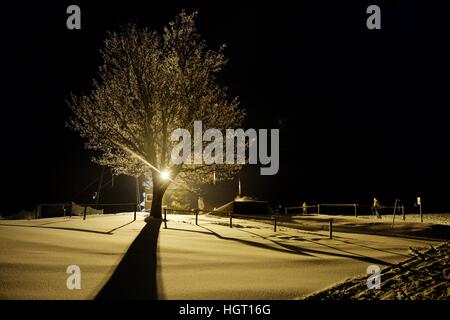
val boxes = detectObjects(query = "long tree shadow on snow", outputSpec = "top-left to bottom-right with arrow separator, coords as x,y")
96,218 -> 162,300
166,225 -> 314,256
192,224 -> 394,266
0,218 -> 137,235
237,228 -> 397,266
0,222 -> 112,235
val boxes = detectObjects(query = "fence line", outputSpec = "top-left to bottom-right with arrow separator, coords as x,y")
35,202 -> 139,221
162,207 -> 334,239
284,202 -> 417,220
285,203 -> 358,217
317,203 -> 358,217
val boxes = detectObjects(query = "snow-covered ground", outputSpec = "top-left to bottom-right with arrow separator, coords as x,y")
365,213 -> 450,226
0,213 -> 147,299
322,213 -> 450,227
304,242 -> 449,300
159,214 -> 443,299
0,213 -> 443,299
276,214 -> 450,240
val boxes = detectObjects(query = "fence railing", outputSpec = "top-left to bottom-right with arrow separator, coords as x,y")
276,215 -> 334,238
163,207 -> 202,228
317,203 -> 359,217
162,207 -> 334,239
35,202 -> 139,221
285,202 -> 412,220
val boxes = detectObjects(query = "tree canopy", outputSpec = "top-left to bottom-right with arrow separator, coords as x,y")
68,11 -> 245,218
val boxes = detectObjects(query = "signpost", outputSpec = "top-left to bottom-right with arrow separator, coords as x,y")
417,197 -> 423,223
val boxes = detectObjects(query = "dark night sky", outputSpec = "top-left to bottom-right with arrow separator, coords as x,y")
1,1 -> 450,213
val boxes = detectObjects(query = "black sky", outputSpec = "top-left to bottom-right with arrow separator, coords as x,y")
1,1 -> 450,213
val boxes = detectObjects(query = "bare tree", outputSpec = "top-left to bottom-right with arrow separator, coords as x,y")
68,11 -> 245,219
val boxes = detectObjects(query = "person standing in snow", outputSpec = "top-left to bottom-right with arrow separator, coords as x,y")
372,197 -> 382,219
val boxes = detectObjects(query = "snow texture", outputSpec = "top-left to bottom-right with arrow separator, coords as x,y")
304,242 -> 449,300
0,213 -> 444,299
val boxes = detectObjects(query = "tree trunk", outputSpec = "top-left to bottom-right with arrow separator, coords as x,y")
150,189 -> 164,219
149,177 -> 168,219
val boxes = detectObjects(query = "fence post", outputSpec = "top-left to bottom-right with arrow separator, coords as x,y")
402,205 -> 405,221
229,213 -> 232,228
419,204 -> 422,223
274,216 -> 277,232
354,204 -> 358,217
134,203 -> 137,221
392,200 -> 398,227
83,206 -> 87,220
195,209 -> 199,225
164,207 -> 167,229
329,219 -> 333,239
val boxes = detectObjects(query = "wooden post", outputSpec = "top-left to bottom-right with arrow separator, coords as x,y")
195,209 -> 199,225
164,207 -> 167,229
329,219 -> 333,239
392,199 -> 398,228
83,206 -> 87,220
95,167 -> 105,209
35,204 -> 41,220
354,204 -> 358,217
402,205 -> 405,221
229,213 -> 232,228
274,217 -> 277,232
419,204 -> 423,223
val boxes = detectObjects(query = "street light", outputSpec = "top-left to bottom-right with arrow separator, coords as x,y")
160,169 -> 170,181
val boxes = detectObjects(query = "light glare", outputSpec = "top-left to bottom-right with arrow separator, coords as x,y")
160,169 -> 170,181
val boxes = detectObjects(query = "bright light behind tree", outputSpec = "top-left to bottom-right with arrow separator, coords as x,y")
160,170 -> 170,181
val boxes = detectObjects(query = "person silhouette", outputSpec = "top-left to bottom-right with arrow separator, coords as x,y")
302,202 -> 308,215
372,197 -> 382,219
